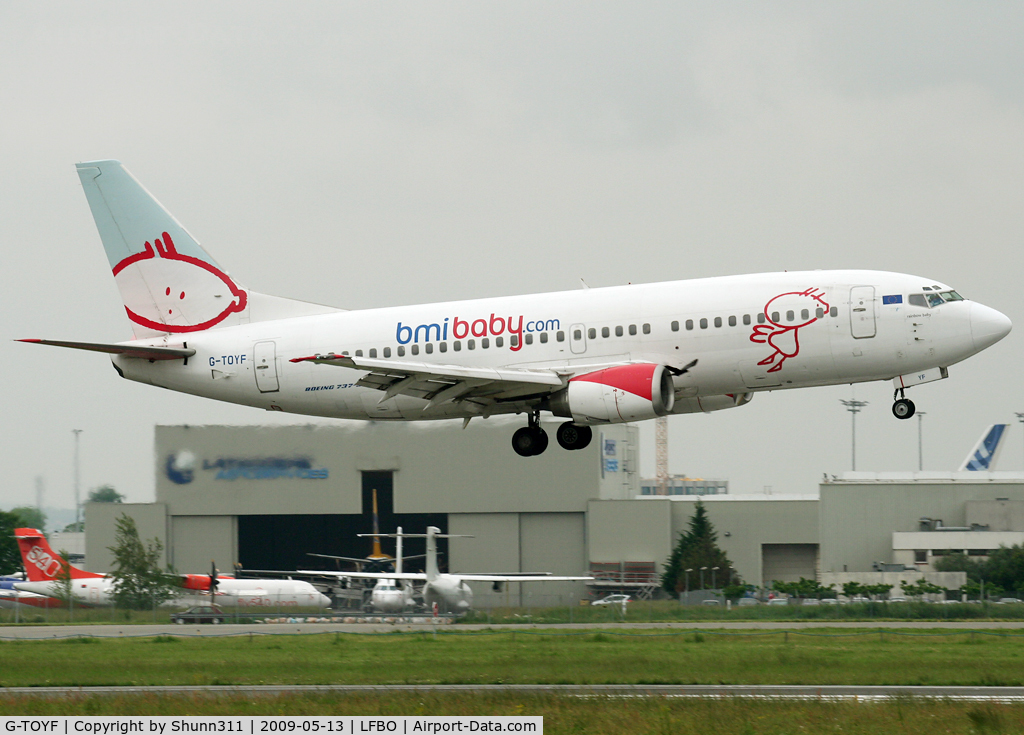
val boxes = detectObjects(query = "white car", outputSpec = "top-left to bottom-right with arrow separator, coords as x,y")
591,594 -> 631,606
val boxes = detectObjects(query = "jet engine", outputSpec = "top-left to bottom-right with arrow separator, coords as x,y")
548,363 -> 675,424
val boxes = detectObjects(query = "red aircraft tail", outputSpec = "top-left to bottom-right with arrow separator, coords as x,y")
14,528 -> 103,581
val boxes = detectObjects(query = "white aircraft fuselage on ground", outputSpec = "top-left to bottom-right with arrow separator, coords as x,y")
20,161 -> 1011,456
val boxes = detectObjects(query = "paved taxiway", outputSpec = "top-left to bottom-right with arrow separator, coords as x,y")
2,620 -> 1024,639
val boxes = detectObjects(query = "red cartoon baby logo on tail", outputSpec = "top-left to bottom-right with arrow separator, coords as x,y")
112,232 -> 247,333
749,288 -> 829,373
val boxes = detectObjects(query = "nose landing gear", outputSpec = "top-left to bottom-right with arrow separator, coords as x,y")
892,388 -> 916,420
512,411 -> 549,456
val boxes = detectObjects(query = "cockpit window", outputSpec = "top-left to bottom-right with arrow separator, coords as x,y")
909,290 -> 965,308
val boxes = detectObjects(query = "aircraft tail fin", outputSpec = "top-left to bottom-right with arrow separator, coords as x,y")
958,424 -> 1009,471
75,160 -> 340,339
14,528 -> 103,582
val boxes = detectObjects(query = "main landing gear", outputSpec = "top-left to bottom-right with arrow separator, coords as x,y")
512,413 -> 593,456
892,388 -> 916,420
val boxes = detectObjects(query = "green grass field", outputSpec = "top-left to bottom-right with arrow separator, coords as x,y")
1,628 -> 1024,687
4,628 -> 1024,731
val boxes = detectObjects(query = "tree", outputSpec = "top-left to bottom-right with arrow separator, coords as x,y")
107,514 -> 178,610
50,549 -> 75,611
661,499 -> 736,593
0,510 -> 23,575
87,485 -> 125,504
9,506 -> 46,532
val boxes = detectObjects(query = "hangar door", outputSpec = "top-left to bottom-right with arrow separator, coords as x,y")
762,544 -> 818,587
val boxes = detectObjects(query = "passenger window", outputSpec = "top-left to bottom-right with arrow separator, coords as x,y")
714,317 -> 722,328
816,308 -> 824,319
786,311 -> 794,322
601,326 -> 610,338
369,348 -> 377,358
511,335 -> 519,347
700,318 -> 708,329
728,316 -> 736,327
556,331 -> 565,342
525,334 -> 533,345
411,345 -> 419,355
830,306 -> 838,317
671,321 -> 679,332
383,347 -> 391,358
801,309 -> 809,320
771,311 -> 780,323
342,351 -> 350,356
615,326 -> 623,337
398,346 -> 406,357
742,314 -> 751,325
540,332 -> 548,343
588,328 -> 596,339
439,342 -> 447,353
629,324 -> 637,336
685,319 -> 694,330
909,294 -> 928,308
425,343 -> 433,354
356,350 -> 363,357
757,313 -> 766,324
495,337 -> 503,347
468,340 -> 475,350
454,342 -> 461,352
481,338 -> 489,348
642,323 -> 651,334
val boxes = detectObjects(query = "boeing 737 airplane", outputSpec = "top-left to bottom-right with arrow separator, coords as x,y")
13,528 -> 331,608
20,161 -> 1012,455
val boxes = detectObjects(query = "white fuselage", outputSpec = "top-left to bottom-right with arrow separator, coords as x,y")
369,579 -> 416,613
111,270 -> 1009,421
15,577 -> 331,609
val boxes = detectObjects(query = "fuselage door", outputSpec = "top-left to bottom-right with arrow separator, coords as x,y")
570,323 -> 587,354
254,341 -> 280,393
849,286 -> 876,339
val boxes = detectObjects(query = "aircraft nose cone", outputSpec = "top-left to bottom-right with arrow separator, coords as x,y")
971,303 -> 1012,352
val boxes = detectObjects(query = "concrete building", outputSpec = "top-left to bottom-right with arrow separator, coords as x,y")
84,424 -> 1024,606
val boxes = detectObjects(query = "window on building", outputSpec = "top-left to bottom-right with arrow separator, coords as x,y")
914,550 -> 927,564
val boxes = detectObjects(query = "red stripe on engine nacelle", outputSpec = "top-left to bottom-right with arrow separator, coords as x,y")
570,364 -> 658,401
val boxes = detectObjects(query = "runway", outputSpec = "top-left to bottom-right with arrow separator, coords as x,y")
2,684 -> 1024,702
1,620 -> 1024,639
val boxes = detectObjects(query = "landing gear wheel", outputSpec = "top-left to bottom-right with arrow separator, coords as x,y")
512,426 -> 549,456
556,422 -> 593,450
892,398 -> 915,420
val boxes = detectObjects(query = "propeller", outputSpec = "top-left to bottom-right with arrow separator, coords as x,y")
209,561 -> 219,594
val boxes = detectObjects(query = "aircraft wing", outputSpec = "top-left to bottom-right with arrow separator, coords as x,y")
454,574 -> 594,582
18,339 -> 195,361
297,569 -> 428,581
289,353 -> 566,407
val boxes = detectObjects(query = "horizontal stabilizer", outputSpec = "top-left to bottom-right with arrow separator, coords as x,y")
18,339 -> 195,361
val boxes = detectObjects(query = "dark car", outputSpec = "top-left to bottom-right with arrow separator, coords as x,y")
170,604 -> 227,624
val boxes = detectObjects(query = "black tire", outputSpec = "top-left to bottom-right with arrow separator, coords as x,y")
556,422 -> 592,450
512,426 -> 548,456
892,398 -> 915,420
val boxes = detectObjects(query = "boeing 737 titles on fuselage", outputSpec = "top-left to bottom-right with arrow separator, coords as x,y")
19,161 -> 1012,455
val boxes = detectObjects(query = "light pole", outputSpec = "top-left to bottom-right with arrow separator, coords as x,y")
699,566 -> 708,590
916,412 -> 927,471
72,429 -> 83,528
840,400 -> 869,470
711,566 -> 719,590
684,568 -> 692,603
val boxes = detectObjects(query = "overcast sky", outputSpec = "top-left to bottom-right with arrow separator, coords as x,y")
2,2 -> 1023,517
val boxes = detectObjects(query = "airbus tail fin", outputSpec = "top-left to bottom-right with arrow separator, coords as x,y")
75,160 -> 340,339
958,424 -> 1009,471
14,528 -> 103,582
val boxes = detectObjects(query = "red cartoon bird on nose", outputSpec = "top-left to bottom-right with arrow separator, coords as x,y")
749,288 -> 829,373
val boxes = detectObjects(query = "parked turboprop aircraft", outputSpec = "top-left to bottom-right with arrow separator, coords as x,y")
19,161 -> 1011,455
12,528 -> 331,608
0,574 -> 64,609
301,526 -> 592,613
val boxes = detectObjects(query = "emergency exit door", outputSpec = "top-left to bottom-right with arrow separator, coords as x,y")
849,286 -> 876,339
254,341 -> 280,392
